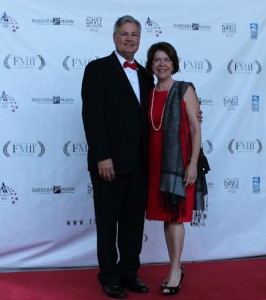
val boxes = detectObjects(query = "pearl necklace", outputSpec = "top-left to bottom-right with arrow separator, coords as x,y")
150,79 -> 173,131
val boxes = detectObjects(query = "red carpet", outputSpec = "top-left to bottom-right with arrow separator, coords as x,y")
1,259 -> 266,300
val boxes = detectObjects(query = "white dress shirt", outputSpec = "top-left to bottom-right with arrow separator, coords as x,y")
115,51 -> 140,102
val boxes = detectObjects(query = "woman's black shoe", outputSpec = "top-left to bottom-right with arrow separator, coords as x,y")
160,264 -> 185,290
162,285 -> 181,296
161,265 -> 184,295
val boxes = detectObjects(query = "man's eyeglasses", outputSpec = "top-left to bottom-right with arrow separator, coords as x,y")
118,31 -> 140,39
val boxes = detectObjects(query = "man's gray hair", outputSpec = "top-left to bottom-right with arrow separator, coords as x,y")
113,15 -> 141,35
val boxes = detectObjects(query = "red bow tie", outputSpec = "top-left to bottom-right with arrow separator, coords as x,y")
123,61 -> 138,70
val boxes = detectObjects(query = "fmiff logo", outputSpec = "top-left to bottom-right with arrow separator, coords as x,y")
202,140 -> 213,154
143,233 -> 148,242
228,139 -> 262,153
63,141 -> 88,156
227,60 -> 261,74
4,54 -> 45,70
63,56 -> 97,71
179,59 -> 212,73
3,141 -> 45,157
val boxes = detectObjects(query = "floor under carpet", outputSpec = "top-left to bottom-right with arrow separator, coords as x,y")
1,258 -> 266,300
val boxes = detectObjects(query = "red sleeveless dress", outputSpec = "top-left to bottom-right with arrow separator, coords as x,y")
146,90 -> 194,222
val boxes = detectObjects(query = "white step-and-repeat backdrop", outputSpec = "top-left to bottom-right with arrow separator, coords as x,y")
1,0 -> 265,269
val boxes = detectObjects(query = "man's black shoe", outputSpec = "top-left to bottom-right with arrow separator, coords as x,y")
121,278 -> 149,293
103,284 -> 127,298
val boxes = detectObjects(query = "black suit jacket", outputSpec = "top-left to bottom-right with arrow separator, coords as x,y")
82,52 -> 154,174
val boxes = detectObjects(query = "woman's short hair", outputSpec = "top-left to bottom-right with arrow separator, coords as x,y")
146,42 -> 179,76
113,15 -> 141,35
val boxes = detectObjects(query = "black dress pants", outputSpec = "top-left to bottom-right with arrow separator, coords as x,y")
90,161 -> 147,286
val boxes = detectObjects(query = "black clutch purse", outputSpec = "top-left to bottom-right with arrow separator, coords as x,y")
197,148 -> 210,175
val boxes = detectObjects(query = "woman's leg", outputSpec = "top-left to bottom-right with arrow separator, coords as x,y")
163,222 -> 185,287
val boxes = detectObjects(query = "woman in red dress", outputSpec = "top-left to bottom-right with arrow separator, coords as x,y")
146,42 -> 201,296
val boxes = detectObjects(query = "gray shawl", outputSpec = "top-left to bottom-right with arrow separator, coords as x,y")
160,81 -> 208,226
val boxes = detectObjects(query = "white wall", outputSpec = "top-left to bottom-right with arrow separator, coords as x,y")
0,0 -> 265,268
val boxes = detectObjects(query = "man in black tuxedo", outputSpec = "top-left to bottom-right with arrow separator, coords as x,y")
82,15 -> 154,298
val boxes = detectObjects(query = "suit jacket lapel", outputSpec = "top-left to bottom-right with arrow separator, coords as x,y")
136,65 -> 147,106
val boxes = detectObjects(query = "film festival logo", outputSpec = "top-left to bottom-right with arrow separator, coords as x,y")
32,17 -> 74,26
0,12 -> 19,32
250,23 -> 258,39
4,54 -> 45,70
0,91 -> 18,113
3,141 -> 45,157
32,96 -> 74,105
145,17 -> 162,37
207,181 -> 214,190
179,58 -> 212,73
86,17 -> 102,32
223,96 -> 239,111
0,182 -> 19,204
253,176 -> 260,194
87,183 -> 93,195
228,139 -> 262,154
143,233 -> 148,243
63,56 -> 97,71
173,22 -> 211,31
222,23 -> 236,37
32,186 -> 75,194
252,95 -> 259,112
63,141 -> 88,157
224,178 -> 239,194
202,140 -> 213,155
227,60 -> 261,74
199,97 -> 213,106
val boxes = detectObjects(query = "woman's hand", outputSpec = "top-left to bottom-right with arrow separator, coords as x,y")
184,162 -> 197,187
